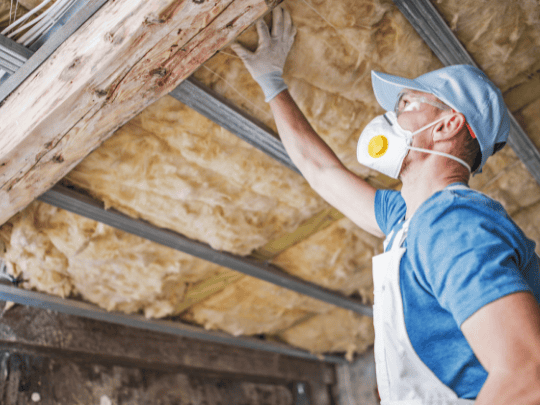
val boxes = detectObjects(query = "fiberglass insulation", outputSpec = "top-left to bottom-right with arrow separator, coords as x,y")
3,0 -> 540,358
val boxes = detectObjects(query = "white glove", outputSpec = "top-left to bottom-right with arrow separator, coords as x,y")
231,7 -> 296,102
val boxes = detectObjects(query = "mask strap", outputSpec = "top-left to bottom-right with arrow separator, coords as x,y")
408,114 -> 472,173
410,115 -> 447,136
407,146 -> 472,173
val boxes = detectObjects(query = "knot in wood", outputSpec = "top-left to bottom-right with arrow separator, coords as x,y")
193,0 -> 205,4
145,14 -> 166,25
150,67 -> 168,78
52,154 -> 64,163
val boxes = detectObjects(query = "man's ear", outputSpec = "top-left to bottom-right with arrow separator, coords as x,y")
433,112 -> 466,142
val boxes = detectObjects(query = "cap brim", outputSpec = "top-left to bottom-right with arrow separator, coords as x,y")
371,71 -> 432,112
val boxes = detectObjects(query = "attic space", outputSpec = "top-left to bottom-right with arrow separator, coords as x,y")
0,0 -> 540,402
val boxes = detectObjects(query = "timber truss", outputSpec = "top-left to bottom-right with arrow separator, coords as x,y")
0,0 -> 538,364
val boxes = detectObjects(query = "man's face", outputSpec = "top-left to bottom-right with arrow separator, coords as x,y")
396,90 -> 452,177
395,90 -> 449,132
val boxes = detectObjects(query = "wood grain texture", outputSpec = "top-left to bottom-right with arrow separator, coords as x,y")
0,0 -> 280,225
0,350 -> 297,405
0,305 -> 335,387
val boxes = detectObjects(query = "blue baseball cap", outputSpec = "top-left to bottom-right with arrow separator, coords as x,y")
371,65 -> 510,173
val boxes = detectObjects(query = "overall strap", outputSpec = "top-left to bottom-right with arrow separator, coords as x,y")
395,218 -> 411,249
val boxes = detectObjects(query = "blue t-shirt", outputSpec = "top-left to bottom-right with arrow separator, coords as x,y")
374,184 -> 540,399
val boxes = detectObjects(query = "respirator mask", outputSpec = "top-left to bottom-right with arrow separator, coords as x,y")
357,109 -> 472,179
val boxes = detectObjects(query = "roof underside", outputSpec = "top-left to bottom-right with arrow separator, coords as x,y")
1,0 -> 540,361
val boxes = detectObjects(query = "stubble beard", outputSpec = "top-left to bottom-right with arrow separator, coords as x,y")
398,150 -> 412,180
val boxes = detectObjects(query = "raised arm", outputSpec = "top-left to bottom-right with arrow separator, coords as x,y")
232,7 -> 383,237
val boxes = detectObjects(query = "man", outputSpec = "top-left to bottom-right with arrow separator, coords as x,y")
232,7 -> 540,404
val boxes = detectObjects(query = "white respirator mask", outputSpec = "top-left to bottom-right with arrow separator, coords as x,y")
357,110 -> 471,179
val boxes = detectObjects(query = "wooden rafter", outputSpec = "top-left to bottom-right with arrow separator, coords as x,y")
0,0 -> 282,226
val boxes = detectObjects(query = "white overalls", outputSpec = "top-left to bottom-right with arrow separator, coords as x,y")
372,185 -> 475,404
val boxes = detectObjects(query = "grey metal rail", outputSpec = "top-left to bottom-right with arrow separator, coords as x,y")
392,0 -> 540,184
38,185 -> 373,318
170,77 -> 299,174
0,284 -> 347,364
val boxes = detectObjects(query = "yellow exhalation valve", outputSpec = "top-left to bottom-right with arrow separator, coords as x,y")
368,135 -> 388,158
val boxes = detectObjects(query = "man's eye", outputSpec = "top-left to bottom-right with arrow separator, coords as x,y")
399,99 -> 409,112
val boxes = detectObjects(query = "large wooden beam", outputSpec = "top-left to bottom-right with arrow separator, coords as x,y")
0,305 -> 335,405
0,0 -> 281,225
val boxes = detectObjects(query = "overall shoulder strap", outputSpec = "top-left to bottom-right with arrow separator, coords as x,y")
395,217 -> 412,249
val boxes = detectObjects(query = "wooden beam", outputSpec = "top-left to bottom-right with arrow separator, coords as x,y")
0,0 -> 281,226
0,305 -> 336,388
334,348 -> 378,405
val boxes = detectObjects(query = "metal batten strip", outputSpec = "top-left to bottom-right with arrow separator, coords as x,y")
0,34 -> 33,61
0,0 -> 108,104
392,0 -> 540,184
170,77 -> 300,174
38,185 -> 373,318
0,284 -> 347,364
0,57 -> 19,75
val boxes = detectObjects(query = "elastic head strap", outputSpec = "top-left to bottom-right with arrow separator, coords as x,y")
407,146 -> 472,173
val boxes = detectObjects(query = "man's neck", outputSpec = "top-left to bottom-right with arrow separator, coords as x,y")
401,162 -> 469,219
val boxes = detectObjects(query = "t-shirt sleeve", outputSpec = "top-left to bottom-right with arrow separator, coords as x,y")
374,189 -> 407,236
409,197 -> 532,326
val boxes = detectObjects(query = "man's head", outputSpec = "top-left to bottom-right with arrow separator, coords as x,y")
370,65 -> 510,173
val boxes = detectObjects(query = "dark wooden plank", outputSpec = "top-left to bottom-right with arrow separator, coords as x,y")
333,348 -> 379,405
0,305 -> 335,388
0,350 -> 297,405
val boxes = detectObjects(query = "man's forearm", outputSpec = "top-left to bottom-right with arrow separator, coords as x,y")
269,90 -> 343,182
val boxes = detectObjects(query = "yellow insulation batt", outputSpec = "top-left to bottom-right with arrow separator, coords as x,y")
272,217 -> 381,305
193,0 -> 441,188
1,202 -> 225,318
66,97 -> 326,256
433,0 -> 540,93
182,276 -> 335,336
0,1 -> 28,28
1,0 -> 539,359
277,307 -> 374,361
182,274 -> 374,360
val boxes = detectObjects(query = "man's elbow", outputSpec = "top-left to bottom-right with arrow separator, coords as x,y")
480,363 -> 540,405
301,162 -> 335,195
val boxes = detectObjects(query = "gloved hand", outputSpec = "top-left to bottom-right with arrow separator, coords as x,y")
231,7 -> 296,102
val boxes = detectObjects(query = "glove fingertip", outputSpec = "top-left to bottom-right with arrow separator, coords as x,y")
230,43 -> 250,58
